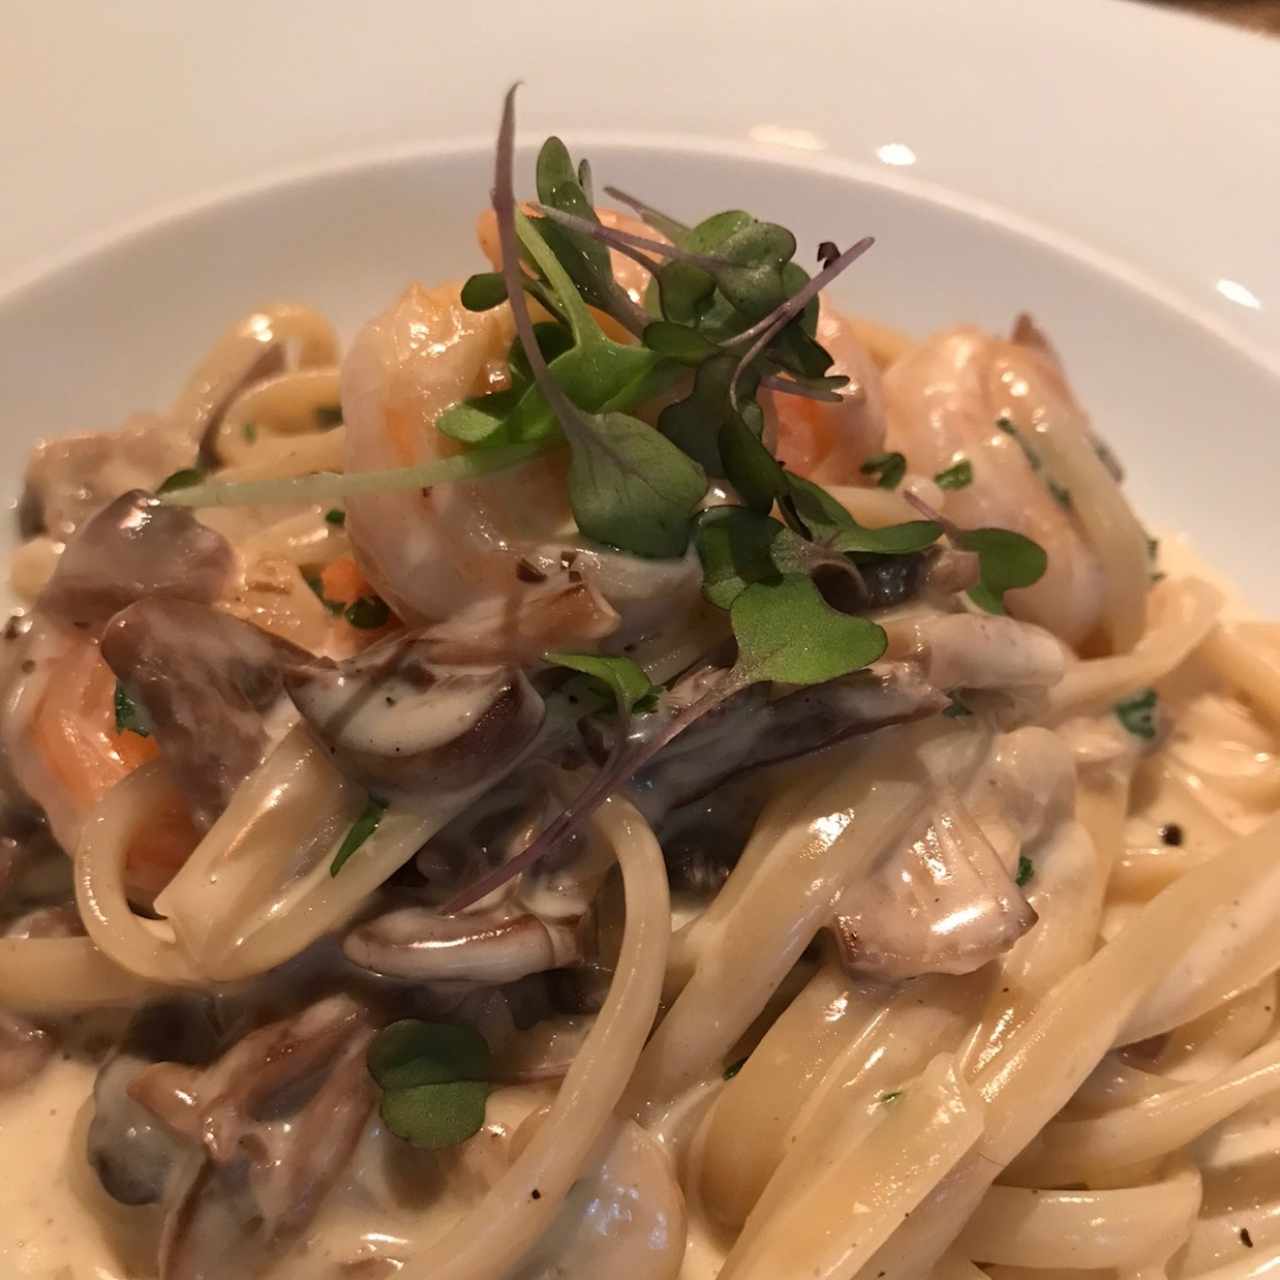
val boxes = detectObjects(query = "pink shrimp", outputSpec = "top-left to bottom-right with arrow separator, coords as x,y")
769,300 -> 888,483
882,325 -> 1110,649
4,623 -> 197,895
340,281 -> 619,653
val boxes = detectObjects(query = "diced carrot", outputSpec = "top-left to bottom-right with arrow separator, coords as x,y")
125,791 -> 200,898
320,554 -> 375,607
34,641 -> 152,814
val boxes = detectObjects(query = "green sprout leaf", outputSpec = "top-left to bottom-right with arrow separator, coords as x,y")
565,410 -> 706,557
860,452 -> 907,490
330,796 -> 388,875
782,474 -> 940,557
532,137 -> 619,314
730,574 -> 887,686
544,651 -> 661,714
369,1020 -> 490,1091
510,211 -> 705,556
782,473 -> 856,540
460,271 -> 510,311
656,212 -> 800,335
380,1082 -> 489,1150
506,323 -> 576,387
1114,688 -> 1159,741
113,683 -> 150,738
955,528 -> 1049,615
694,506 -> 805,608
657,354 -> 756,474
443,196 -> 678,450
642,320 -> 721,366
830,522 -> 942,557
934,459 -> 972,490
718,415 -> 787,514
368,1020 -> 490,1151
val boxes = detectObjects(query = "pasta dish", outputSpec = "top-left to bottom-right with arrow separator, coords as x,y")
3,89 -> 1279,1280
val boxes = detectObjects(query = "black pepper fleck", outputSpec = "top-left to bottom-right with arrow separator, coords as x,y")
20,659 -> 35,674
1160,823 -> 1184,847
531,1188 -> 541,1200
1242,1228 -> 1254,1248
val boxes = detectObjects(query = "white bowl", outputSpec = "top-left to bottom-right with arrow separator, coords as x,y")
2,138 -> 1277,609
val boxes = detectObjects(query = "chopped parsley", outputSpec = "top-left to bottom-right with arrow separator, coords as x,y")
344,595 -> 392,629
1115,688 -> 1159,741
934,459 -> 972,490
331,797 -> 389,875
113,682 -> 150,738
1016,855 -> 1034,887
241,422 -> 258,444
860,451 -> 907,490
156,467 -> 205,495
324,508 -> 347,527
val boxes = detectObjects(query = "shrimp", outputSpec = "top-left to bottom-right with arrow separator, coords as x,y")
769,300 -> 888,483
883,324 -> 1135,650
343,284 -> 593,624
1,621 -> 197,895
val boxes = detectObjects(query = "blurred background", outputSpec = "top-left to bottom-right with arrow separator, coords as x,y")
1157,1 -> 1280,31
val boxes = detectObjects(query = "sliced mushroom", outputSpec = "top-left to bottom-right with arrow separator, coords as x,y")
285,634 -> 546,809
966,726 -> 1075,865
132,993 -> 370,1164
411,576 -> 619,666
831,789 -> 1037,980
154,1001 -> 376,1280
101,599 -> 310,830
884,612 -> 1066,692
523,543 -> 705,649
658,776 -> 769,897
239,1028 -> 376,1238
22,414 -> 201,542
344,906 -> 585,984
510,1115 -> 687,1280
922,548 -> 981,600
627,661 -> 948,822
39,490 -> 234,632
87,999 -> 220,1206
